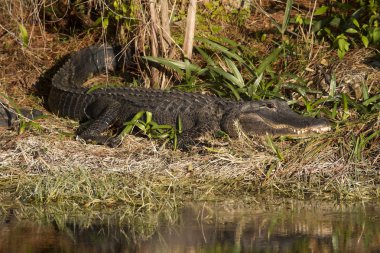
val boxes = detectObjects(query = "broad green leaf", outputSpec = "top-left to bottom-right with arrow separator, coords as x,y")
281,0 -> 293,34
18,23 -> 28,47
314,5 -> 328,16
194,46 -> 216,66
217,36 -> 239,48
143,56 -> 202,74
196,37 -> 245,63
362,83 -> 369,101
265,136 -> 283,161
247,72 -> 263,98
151,124 -> 174,130
256,47 -> 282,75
145,111 -> 152,124
224,57 -> 245,88
329,73 -> 336,97
185,59 -> 191,81
177,115 -> 182,134
361,35 -> 369,47
337,38 -> 349,51
363,94 -> 380,106
345,28 -> 358,33
352,18 -> 360,28
102,18 -> 109,29
210,66 -> 243,88
329,17 -> 341,28
225,82 -> 241,100
134,121 -> 146,131
373,27 -> 380,43
295,14 -> 303,25
312,20 -> 323,32
337,49 -> 345,59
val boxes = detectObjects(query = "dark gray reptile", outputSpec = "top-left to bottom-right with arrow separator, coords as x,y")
0,100 -> 42,129
48,45 -> 331,147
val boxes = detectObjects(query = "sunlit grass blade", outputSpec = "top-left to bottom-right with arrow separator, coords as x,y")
255,47 -> 282,75
196,37 -> 245,63
361,83 -> 369,101
329,73 -> 337,97
18,23 -> 29,47
247,72 -> 263,98
209,66 -> 244,88
341,94 -> 350,120
177,115 -> 182,134
217,36 -> 240,48
143,56 -> 202,74
225,82 -> 241,100
265,135 -> 283,161
281,0 -> 294,35
224,57 -> 245,88
195,46 -> 216,66
120,111 -> 146,135
363,93 -> 380,106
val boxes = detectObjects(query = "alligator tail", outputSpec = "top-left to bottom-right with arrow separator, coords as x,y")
52,45 -> 120,89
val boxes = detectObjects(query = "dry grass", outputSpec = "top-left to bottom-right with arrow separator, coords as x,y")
1,115 -> 378,209
0,0 -> 379,214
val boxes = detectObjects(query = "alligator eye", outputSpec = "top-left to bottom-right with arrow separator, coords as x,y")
265,103 -> 276,109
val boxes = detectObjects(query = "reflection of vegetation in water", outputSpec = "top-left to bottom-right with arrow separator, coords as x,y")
0,201 -> 179,252
1,201 -> 380,252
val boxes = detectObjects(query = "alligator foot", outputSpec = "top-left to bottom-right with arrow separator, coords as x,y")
0,101 -> 43,128
76,134 -> 123,147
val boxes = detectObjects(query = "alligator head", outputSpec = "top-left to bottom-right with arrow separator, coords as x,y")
237,100 -> 331,136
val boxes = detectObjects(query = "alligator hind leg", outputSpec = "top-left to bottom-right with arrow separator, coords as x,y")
77,98 -> 122,147
177,119 -> 220,150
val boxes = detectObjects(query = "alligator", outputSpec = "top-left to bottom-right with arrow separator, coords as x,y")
0,100 -> 42,129
48,45 -> 331,147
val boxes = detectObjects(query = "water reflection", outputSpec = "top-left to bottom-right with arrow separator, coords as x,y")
1,201 -> 380,252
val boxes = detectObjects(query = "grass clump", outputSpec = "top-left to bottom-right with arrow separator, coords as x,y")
0,0 -> 379,214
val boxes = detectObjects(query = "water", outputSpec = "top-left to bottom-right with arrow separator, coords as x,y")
1,201 -> 380,253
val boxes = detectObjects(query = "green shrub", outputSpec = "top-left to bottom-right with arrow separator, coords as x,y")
312,0 -> 379,58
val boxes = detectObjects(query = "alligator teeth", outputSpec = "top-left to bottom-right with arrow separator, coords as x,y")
311,126 -> 331,133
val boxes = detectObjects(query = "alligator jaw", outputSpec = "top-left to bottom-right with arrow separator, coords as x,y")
237,100 -> 332,137
291,125 -> 331,135
259,117 -> 332,135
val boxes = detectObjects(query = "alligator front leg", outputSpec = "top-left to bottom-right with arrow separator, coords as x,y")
176,120 -> 219,150
77,98 -> 122,147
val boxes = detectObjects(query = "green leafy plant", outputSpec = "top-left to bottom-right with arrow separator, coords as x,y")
90,0 -> 139,42
18,23 -> 29,47
119,111 -> 182,149
312,0 -> 379,58
144,37 -> 284,101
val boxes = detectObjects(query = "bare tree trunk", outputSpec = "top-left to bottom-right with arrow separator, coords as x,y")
183,0 -> 197,59
148,1 -> 160,88
160,0 -> 172,52
136,0 -> 174,88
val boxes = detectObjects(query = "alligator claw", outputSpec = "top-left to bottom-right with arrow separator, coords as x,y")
105,136 -> 123,147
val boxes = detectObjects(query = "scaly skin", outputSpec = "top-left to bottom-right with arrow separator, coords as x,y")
0,101 -> 42,128
48,45 -> 331,147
